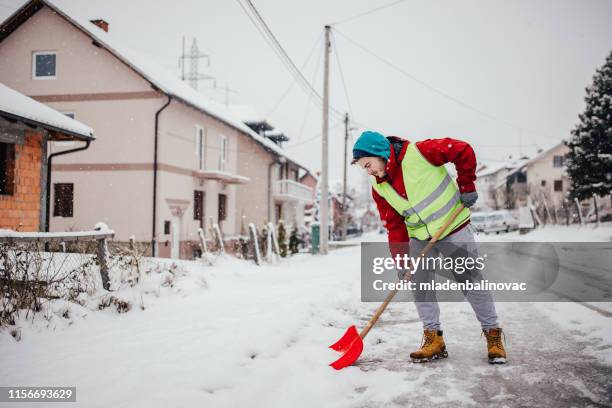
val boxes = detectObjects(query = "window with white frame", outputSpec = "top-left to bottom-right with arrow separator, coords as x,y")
32,51 -> 57,79
195,125 -> 205,170
553,155 -> 565,168
219,135 -> 228,171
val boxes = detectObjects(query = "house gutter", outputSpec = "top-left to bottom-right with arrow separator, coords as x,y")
45,140 -> 91,232
151,95 -> 172,256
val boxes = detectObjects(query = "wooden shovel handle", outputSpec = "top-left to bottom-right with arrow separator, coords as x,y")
359,204 -> 466,340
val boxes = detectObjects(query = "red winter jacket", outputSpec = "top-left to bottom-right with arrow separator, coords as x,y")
372,136 -> 477,254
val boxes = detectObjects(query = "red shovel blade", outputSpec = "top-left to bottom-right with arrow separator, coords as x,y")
329,325 -> 359,351
329,325 -> 364,370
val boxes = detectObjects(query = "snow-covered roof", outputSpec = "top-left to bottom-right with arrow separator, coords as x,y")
523,141 -> 566,166
0,0 -> 313,174
0,82 -> 94,140
476,155 -> 532,178
493,159 -> 530,189
226,104 -> 268,124
476,162 -> 515,177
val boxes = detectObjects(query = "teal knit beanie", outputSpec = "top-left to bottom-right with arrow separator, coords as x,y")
352,131 -> 390,163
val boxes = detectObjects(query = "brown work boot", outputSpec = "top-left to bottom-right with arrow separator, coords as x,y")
410,329 -> 448,363
483,328 -> 507,364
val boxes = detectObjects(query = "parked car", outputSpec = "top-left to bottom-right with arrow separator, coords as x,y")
483,210 -> 519,233
471,212 -> 489,232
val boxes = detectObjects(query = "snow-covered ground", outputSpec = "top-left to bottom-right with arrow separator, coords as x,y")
1,224 -> 611,407
475,222 -> 612,242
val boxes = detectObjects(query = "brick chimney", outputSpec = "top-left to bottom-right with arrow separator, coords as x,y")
90,19 -> 109,32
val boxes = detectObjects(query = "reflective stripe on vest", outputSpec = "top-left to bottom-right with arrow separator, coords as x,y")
402,174 -> 453,218
371,143 -> 470,240
404,190 -> 460,227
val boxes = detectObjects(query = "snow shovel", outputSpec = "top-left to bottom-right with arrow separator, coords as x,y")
329,204 -> 466,370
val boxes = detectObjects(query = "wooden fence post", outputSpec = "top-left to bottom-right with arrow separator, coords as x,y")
248,223 -> 261,265
574,198 -> 584,224
198,227 -> 209,256
96,237 -> 111,291
213,224 -> 225,255
593,194 -> 600,224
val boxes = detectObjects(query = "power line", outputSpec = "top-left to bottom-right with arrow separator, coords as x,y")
236,1 -> 376,138
330,0 -> 409,26
295,35 -> 326,144
333,28 -> 561,142
239,1 -> 329,109
285,120 -> 345,149
236,0 -> 348,121
331,29 -> 354,121
266,30 -> 324,118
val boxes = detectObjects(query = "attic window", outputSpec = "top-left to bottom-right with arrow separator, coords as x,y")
32,51 -> 56,79
553,155 -> 565,168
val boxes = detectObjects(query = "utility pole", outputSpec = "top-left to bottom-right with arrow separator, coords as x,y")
320,25 -> 331,254
341,112 -> 349,241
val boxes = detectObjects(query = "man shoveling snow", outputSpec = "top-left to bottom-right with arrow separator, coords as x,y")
352,130 -> 507,364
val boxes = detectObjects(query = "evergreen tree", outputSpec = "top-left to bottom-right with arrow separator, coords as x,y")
566,50 -> 612,201
277,220 -> 288,258
289,224 -> 300,254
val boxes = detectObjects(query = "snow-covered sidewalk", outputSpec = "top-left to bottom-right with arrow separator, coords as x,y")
1,227 -> 611,407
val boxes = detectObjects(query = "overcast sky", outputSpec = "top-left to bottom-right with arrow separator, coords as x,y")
1,0 -> 611,190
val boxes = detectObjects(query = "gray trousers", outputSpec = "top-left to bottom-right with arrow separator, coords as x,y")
410,225 -> 499,331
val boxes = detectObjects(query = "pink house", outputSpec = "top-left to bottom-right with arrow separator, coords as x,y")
0,0 -> 314,258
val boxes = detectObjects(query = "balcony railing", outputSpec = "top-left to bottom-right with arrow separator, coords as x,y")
272,179 -> 313,202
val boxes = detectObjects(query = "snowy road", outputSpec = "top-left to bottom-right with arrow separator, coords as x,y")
1,233 -> 611,407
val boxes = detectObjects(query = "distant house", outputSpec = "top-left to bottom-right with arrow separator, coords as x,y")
523,142 -> 570,207
488,142 -> 572,211
475,159 -> 527,210
0,82 -> 94,232
493,165 -> 528,210
230,104 -> 315,229
0,0 -> 313,259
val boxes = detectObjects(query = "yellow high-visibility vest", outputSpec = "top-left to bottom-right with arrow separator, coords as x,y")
372,143 -> 471,240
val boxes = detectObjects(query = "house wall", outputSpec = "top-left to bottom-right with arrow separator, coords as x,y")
0,4 -> 246,256
526,144 -> 570,207
0,5 -> 162,240
45,97 -> 163,239
475,168 -> 512,210
235,135 -> 275,228
0,7 -> 152,95
0,3 -> 314,255
300,174 -> 318,197
155,100 -> 241,248
0,131 -> 43,231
